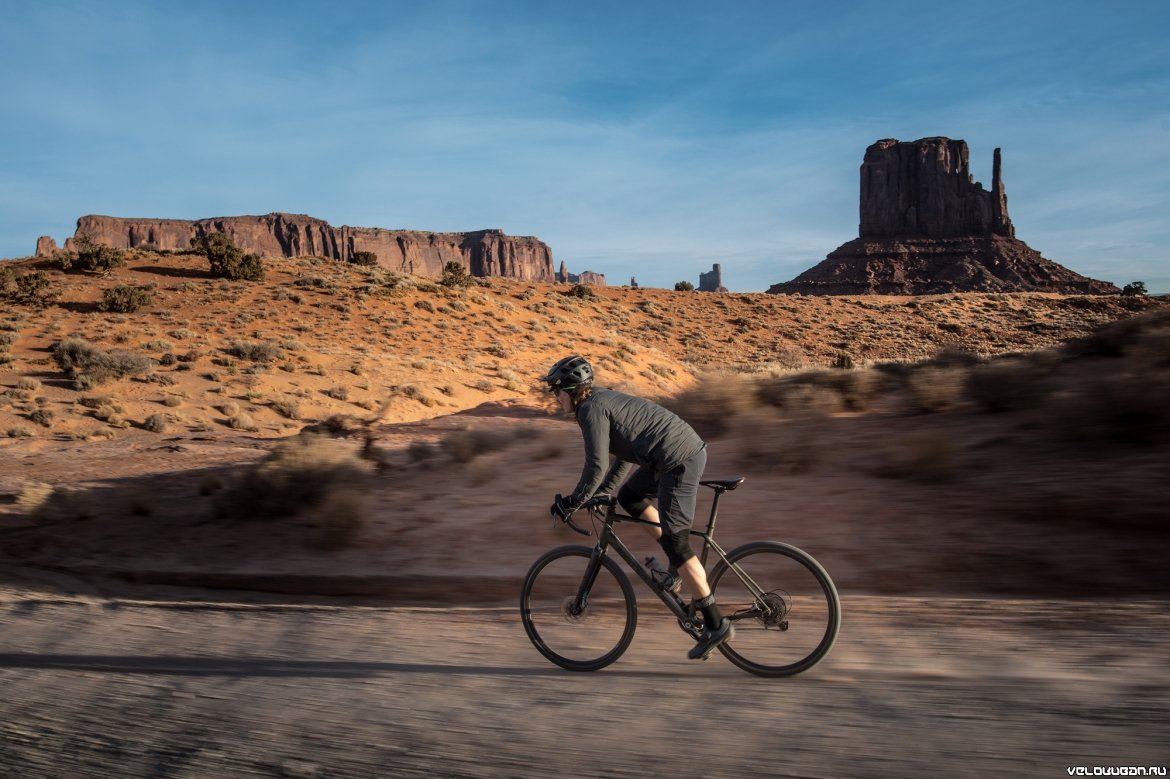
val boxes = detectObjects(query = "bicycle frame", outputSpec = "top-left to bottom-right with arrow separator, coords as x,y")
571,487 -> 776,638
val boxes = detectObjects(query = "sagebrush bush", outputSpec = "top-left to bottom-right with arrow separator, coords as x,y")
143,413 -> 170,433
350,250 -> 378,267
52,338 -> 153,385
101,284 -> 153,313
215,433 -> 373,546
440,428 -> 515,463
904,366 -> 967,413
226,340 -> 282,362
663,372 -> 757,439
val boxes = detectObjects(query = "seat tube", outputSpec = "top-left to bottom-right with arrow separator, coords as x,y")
697,489 -> 724,568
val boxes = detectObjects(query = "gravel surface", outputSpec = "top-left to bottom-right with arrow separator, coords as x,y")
2,585 -> 1167,778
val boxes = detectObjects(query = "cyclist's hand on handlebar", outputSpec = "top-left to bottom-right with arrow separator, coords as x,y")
583,494 -> 616,511
549,494 -> 578,521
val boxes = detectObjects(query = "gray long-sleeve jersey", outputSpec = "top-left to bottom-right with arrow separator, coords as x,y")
566,388 -> 705,507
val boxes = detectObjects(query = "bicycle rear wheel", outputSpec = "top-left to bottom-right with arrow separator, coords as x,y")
709,541 -> 840,677
520,545 -> 637,672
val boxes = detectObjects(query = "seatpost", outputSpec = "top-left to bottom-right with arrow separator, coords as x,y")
706,487 -> 725,535
696,487 -> 725,570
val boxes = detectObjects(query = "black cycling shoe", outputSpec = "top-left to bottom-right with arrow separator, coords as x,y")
687,617 -> 734,661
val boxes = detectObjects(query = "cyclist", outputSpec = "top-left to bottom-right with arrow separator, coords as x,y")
544,354 -> 734,660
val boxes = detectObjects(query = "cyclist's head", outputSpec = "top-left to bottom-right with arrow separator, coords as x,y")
543,355 -> 593,396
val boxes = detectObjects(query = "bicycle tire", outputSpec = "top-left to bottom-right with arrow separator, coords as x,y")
708,541 -> 840,677
520,545 -> 638,672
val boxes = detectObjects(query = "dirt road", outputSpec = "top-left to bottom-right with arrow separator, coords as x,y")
1,583 -> 1167,779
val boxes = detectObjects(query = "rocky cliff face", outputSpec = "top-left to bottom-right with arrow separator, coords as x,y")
48,213 -> 555,282
770,138 -> 1118,295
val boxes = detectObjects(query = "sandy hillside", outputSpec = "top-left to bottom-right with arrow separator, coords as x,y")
1,250 -> 1168,598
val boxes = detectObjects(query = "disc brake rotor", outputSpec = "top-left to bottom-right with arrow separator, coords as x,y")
561,596 -> 588,623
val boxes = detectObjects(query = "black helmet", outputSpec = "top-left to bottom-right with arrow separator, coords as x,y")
544,355 -> 593,392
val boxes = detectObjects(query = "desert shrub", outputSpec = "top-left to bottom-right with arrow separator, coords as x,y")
52,338 -> 101,373
27,408 -> 54,427
9,272 -> 59,307
663,372 -> 758,439
226,340 -> 282,362
1067,308 -> 1170,360
101,284 -> 153,313
350,250 -> 378,267
1121,281 -> 1147,297
271,398 -> 301,420
440,261 -> 475,288
756,369 -> 882,414
674,281 -> 695,292
142,413 -> 170,433
832,353 -> 855,370
59,235 -> 126,273
228,413 -> 258,431
967,358 -> 1054,412
415,299 -> 435,313
192,233 -> 264,281
904,366 -> 968,413
7,426 -> 34,438
0,265 -> 14,292
52,338 -> 153,385
16,377 -> 41,392
564,283 -> 596,299
216,433 -> 373,547
440,428 -> 515,463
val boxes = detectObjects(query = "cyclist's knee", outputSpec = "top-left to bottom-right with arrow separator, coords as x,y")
658,531 -> 694,569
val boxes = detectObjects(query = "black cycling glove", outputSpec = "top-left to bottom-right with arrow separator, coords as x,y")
549,494 -> 577,520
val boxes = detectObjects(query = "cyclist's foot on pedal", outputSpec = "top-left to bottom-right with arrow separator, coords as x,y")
687,618 -> 734,660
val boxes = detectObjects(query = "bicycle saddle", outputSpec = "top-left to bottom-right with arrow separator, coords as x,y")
700,477 -> 745,491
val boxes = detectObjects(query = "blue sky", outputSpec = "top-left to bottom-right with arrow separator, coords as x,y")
2,0 -> 1167,292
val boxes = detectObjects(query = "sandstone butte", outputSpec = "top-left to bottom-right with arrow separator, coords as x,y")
769,137 -> 1120,296
35,213 -> 558,282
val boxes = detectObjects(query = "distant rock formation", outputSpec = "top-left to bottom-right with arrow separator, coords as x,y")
769,138 -> 1118,295
555,260 -> 606,286
35,236 -> 58,256
698,263 -> 728,292
42,213 -> 556,282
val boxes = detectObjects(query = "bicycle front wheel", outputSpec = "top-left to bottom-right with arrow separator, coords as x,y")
709,541 -> 840,677
520,545 -> 637,672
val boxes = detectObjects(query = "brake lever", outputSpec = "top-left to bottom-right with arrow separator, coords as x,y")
564,515 -> 592,536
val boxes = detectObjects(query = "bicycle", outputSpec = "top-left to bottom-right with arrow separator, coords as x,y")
520,476 -> 841,677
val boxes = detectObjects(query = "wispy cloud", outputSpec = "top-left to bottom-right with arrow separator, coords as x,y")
2,0 -> 1167,292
